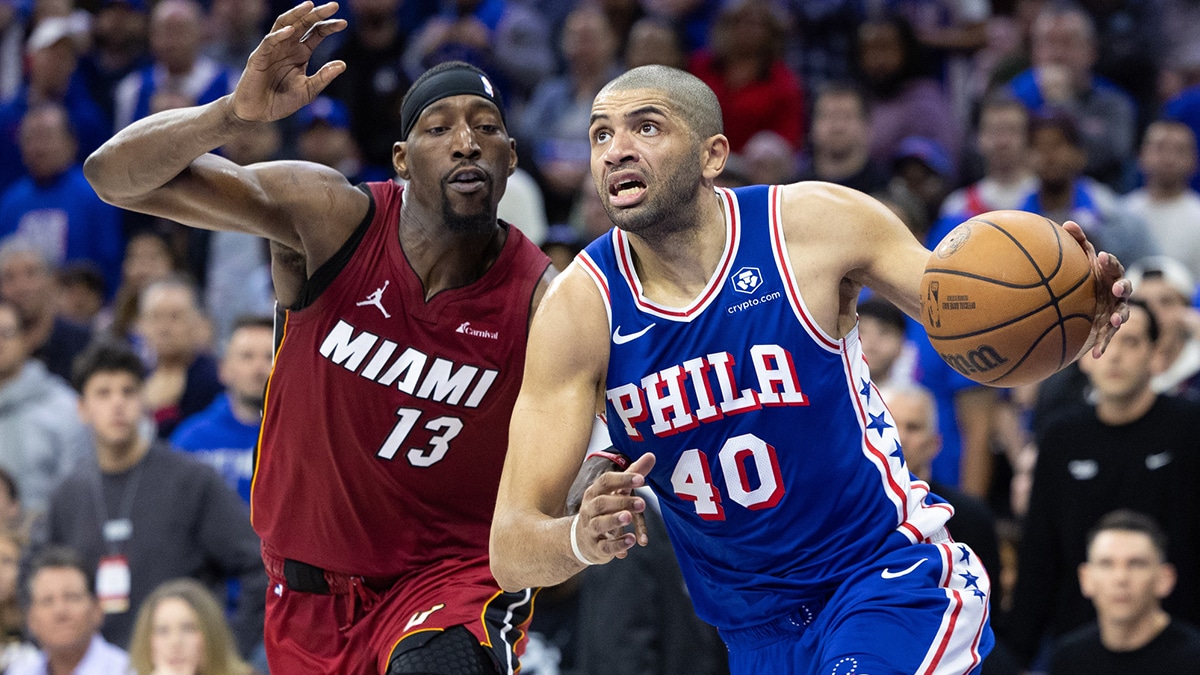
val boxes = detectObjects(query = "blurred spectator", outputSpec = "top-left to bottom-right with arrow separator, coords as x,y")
740,130 -> 798,186
202,0 -> 267,70
1006,300 -> 1200,667
0,103 -> 124,293
0,13 -> 109,194
56,262 -> 107,328
78,0 -> 150,128
856,295 -> 915,388
45,340 -> 266,654
0,299 -> 87,519
402,0 -> 505,94
104,229 -> 182,349
294,96 -> 384,184
1122,121 -> 1200,280
1126,256 -> 1200,402
0,528 -> 32,669
7,546 -> 130,675
128,578 -> 255,675
796,81 -> 890,195
689,0 -> 804,153
1006,3 -> 1136,189
0,0 -> 24,101
889,135 -> 955,231
1049,509 -> 1200,673
170,315 -> 273,504
0,239 -> 93,383
324,0 -> 412,174
496,167 -> 549,246
788,0 -> 862,99
136,276 -> 221,439
884,0 -> 991,126
1019,109 -> 1155,265
489,0 -> 555,104
517,4 -> 622,223
640,0 -> 720,52
568,171 -> 614,244
1083,0 -> 1165,135
0,468 -> 23,533
623,15 -> 685,70
113,0 -> 237,130
540,224 -> 584,273
940,94 -> 1035,220
856,14 -> 961,181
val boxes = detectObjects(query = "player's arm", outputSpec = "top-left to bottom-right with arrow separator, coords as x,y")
491,265 -> 650,592
84,2 -> 361,263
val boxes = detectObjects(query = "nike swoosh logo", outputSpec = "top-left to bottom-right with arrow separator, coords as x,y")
613,323 -> 656,345
881,557 -> 928,580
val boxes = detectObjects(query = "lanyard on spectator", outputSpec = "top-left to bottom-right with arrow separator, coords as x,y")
92,461 -> 145,556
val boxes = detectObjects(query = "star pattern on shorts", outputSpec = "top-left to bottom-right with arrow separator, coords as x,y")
960,570 -> 980,590
866,411 -> 892,435
860,378 -> 872,400
959,545 -> 971,563
891,440 -> 905,466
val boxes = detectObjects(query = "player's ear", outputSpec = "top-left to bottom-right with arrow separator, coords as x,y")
394,141 -> 411,180
701,134 -> 730,182
508,137 -> 518,177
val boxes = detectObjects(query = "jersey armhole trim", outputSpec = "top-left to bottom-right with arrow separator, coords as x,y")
576,251 -> 613,331
288,182 -> 377,311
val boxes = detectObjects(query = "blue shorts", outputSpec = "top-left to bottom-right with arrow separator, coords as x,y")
721,538 -> 993,674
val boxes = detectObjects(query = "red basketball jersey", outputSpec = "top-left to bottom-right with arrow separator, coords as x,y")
253,181 -> 550,577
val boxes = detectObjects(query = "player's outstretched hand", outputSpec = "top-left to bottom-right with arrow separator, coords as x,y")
231,1 -> 347,123
1062,220 -> 1131,358
573,453 -> 655,564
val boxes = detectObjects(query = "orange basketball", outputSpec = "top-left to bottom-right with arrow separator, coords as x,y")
919,210 -> 1099,388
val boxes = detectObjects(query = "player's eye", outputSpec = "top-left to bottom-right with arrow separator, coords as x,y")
640,122 -> 659,136
593,129 -> 611,144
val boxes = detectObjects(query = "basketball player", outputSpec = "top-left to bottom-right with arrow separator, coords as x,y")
490,65 -> 1130,673
84,3 -> 552,673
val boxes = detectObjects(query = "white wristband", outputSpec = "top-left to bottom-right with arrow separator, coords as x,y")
570,514 -> 597,566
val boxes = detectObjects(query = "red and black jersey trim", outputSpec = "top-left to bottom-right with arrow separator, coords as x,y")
287,182 -> 378,312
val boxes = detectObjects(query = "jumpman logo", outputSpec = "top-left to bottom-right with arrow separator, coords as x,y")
356,280 -> 391,318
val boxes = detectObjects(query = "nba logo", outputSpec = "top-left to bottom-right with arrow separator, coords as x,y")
480,75 -> 495,97
730,267 -> 762,294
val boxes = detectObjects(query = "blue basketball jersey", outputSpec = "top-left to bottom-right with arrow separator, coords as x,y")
579,185 -> 954,631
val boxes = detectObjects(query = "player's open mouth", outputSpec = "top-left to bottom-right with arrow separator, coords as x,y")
447,168 -> 487,193
608,173 -> 647,207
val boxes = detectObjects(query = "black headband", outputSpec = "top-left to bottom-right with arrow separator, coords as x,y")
400,66 -> 505,141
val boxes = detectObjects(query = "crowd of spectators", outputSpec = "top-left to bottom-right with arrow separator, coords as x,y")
2,0 -> 1200,672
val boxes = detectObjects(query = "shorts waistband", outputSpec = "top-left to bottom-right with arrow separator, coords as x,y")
718,599 -> 827,649
262,548 -> 399,595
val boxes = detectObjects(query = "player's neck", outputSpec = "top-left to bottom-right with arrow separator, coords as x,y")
626,189 -> 727,303
1098,607 -> 1169,652
399,202 -> 506,299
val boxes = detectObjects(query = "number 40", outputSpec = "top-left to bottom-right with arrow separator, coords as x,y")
670,433 -> 785,520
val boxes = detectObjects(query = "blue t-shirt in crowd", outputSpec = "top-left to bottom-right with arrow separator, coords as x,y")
170,394 -> 258,504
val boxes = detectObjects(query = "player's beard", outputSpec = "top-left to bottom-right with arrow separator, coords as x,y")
601,149 -> 705,239
440,175 -> 497,234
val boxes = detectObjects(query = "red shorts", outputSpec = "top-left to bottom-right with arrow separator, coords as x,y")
262,547 -> 535,674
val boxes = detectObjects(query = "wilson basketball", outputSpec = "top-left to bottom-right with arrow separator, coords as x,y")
919,210 -> 1099,388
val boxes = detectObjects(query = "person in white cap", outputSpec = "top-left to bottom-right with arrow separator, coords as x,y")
1128,255 -> 1200,400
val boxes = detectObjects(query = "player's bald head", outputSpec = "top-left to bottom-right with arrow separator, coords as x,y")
597,65 -> 723,142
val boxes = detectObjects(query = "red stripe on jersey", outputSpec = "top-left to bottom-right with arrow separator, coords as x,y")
922,589 -> 964,675
577,252 -> 612,311
769,185 -> 840,351
841,346 -> 908,516
613,188 -> 739,319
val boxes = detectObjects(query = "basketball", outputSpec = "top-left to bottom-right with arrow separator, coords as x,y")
919,210 -> 1099,388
